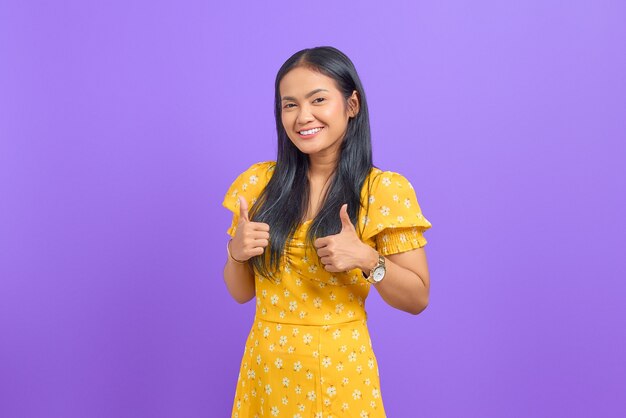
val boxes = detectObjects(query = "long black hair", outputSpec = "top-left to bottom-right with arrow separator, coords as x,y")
249,46 -> 375,279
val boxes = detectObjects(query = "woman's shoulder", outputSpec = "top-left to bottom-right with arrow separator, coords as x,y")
222,160 -> 276,213
358,166 -> 431,240
363,166 -> 416,196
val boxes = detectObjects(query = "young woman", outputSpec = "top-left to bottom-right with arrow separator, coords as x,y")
222,46 -> 432,418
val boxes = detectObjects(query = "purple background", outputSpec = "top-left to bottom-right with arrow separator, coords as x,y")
1,1 -> 625,417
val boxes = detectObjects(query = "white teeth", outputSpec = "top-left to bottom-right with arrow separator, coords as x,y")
299,127 -> 322,135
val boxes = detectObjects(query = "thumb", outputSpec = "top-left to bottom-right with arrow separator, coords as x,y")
339,203 -> 355,232
238,195 -> 250,222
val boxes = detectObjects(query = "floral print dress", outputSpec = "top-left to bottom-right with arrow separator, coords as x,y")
222,161 -> 432,418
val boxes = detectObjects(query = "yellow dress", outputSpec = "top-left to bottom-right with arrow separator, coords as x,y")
222,161 -> 432,418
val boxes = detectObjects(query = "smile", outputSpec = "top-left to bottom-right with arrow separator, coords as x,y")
297,127 -> 323,138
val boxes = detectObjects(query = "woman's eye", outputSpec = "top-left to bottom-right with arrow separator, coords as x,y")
284,103 -> 295,109
313,97 -> 325,103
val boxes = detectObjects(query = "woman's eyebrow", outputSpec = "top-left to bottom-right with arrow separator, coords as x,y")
281,88 -> 329,101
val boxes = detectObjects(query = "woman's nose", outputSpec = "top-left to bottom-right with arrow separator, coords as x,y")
296,105 -> 315,124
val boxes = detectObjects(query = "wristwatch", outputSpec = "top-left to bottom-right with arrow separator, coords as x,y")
362,253 -> 386,284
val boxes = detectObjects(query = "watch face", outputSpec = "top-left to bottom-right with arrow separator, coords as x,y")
372,266 -> 386,282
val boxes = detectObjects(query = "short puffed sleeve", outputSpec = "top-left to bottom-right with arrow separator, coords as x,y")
360,170 -> 432,255
221,161 -> 276,237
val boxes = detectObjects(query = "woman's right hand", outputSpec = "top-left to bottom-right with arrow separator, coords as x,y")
229,195 -> 270,261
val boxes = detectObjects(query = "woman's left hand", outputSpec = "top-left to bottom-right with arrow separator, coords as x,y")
314,204 -> 376,272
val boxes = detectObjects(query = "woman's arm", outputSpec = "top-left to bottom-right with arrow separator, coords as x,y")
222,195 -> 270,304
314,203 -> 430,314
223,249 -> 256,303
359,245 -> 430,315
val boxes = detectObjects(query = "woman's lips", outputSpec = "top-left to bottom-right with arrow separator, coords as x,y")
297,127 -> 324,139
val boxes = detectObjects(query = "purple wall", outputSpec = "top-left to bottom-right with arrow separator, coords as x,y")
1,1 -> 624,417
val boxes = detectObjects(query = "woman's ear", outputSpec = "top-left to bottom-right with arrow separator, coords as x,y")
348,90 -> 360,118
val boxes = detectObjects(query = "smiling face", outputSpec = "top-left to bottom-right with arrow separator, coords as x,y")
279,66 -> 359,160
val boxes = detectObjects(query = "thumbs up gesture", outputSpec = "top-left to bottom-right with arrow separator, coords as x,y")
229,195 -> 270,262
314,204 -> 371,273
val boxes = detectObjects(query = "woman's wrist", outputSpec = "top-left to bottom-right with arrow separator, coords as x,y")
227,239 -> 246,264
358,244 -> 380,273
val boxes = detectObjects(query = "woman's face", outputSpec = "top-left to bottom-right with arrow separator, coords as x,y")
279,66 -> 359,159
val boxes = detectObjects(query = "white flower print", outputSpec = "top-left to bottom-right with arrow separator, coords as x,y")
282,377 -> 290,387
352,389 -> 362,400
380,206 -> 390,216
332,329 -> 341,339
270,406 -> 279,416
404,198 -> 411,208
360,411 -> 369,418
313,297 -> 322,308
368,358 -> 375,369
265,384 -> 272,395
293,361 -> 302,372
302,334 -> 313,345
306,370 -> 313,380
274,358 -> 283,369
289,301 -> 298,312
348,352 -> 357,362
356,365 -> 363,374
372,388 -> 380,398
279,336 -> 288,346
392,194 -> 399,202
352,329 -> 360,340
327,385 -> 337,397
369,195 -> 375,203
295,384 -> 302,394
321,356 -> 332,368
270,295 -> 279,305
382,177 -> 391,186
397,215 -> 404,223
308,265 -> 318,273
336,362 -> 344,371
263,327 -> 270,338
249,175 -> 258,185
306,391 -> 316,401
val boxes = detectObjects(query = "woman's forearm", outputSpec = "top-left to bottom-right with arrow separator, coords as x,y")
359,246 -> 429,315
223,255 -> 256,303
